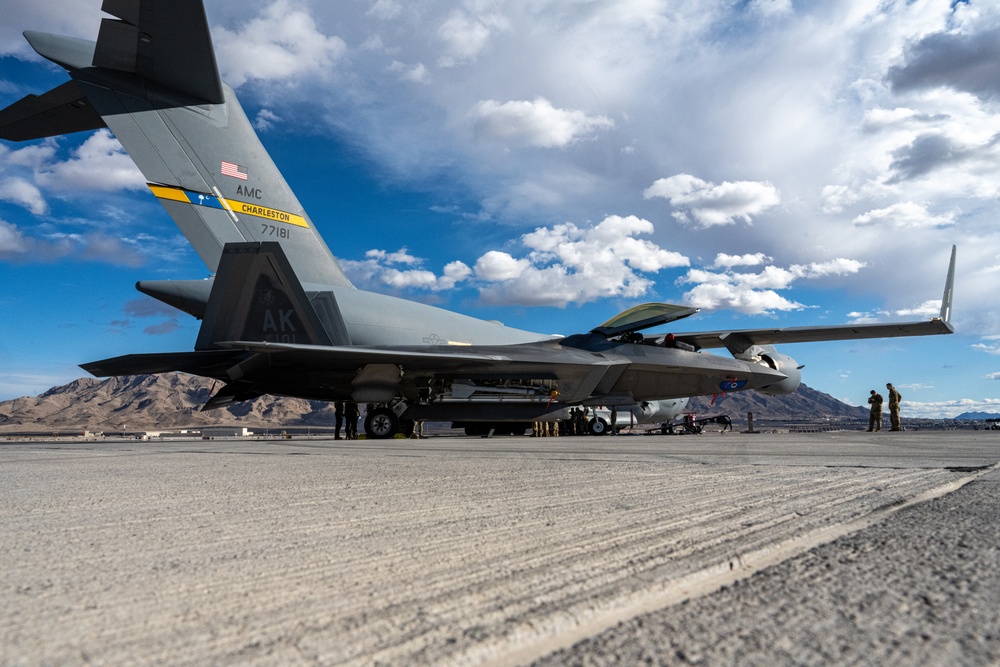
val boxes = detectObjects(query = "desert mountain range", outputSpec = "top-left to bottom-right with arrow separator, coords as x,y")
0,373 -> 869,432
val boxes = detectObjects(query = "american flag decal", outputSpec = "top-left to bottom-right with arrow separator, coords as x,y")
221,161 -> 248,180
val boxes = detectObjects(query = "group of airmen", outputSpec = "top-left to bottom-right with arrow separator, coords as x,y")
867,383 -> 903,432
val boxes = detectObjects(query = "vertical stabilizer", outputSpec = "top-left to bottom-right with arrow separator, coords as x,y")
0,0 -> 353,288
196,242 -> 350,351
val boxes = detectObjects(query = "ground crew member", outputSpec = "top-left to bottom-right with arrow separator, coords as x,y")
867,389 -> 883,432
334,401 -> 345,440
345,402 -> 360,439
886,383 -> 902,431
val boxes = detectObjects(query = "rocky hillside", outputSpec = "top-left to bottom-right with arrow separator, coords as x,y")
0,374 -> 338,431
687,383 -> 869,422
0,373 -> 868,431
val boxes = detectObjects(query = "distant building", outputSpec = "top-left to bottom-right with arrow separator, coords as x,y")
201,426 -> 251,438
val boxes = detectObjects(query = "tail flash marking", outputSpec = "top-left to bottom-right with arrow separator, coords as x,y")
148,184 -> 310,229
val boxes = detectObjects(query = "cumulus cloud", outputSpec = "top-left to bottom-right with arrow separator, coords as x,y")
476,215 -> 688,307
473,98 -> 615,148
643,174 -> 780,228
345,215 -> 688,307
0,177 -> 47,215
342,247 -> 472,292
713,252 -> 770,268
214,0 -> 347,87
34,130 -> 145,192
679,257 -> 865,314
853,202 -> 955,228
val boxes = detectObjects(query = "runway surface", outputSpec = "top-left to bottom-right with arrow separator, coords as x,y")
2,431 -> 998,665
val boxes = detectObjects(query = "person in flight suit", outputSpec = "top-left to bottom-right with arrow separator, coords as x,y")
886,383 -> 902,431
867,389 -> 883,432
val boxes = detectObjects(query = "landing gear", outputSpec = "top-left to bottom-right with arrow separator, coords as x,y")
588,417 -> 610,436
365,406 -> 398,439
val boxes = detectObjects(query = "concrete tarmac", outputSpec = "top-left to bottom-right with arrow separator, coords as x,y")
1,431 -> 998,665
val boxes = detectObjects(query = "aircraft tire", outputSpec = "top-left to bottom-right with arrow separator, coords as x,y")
365,407 -> 398,439
588,418 -> 610,436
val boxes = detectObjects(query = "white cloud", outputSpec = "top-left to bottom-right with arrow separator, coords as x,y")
473,98 -> 615,148
0,177 -> 47,215
853,202 -> 955,228
476,215 -> 688,307
972,338 -> 1000,356
903,398 -> 1000,419
213,0 -> 347,87
678,256 -> 864,314
474,251 -> 531,282
0,219 -> 29,255
253,109 -> 282,132
894,299 -> 943,318
389,60 -> 429,83
750,0 -> 793,19
342,248 -> 471,292
437,10 -> 509,67
34,130 -> 145,192
345,215 -> 688,307
713,252 -> 770,268
643,174 -> 780,228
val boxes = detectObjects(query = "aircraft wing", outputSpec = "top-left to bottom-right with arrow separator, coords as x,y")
0,80 -> 107,141
675,318 -> 953,355
673,244 -> 957,354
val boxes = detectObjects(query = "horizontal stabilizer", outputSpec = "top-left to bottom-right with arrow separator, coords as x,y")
0,80 -> 106,141
94,0 -> 224,104
81,349 -> 246,378
137,279 -> 214,320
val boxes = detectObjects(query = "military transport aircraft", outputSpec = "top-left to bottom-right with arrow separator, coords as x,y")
0,0 -> 955,438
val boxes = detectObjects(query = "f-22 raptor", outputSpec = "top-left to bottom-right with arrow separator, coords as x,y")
0,0 -> 955,437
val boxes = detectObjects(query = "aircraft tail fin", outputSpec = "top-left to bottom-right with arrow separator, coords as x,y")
195,242 -> 351,351
0,0 -> 353,288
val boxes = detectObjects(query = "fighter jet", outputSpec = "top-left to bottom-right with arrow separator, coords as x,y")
0,0 -> 955,438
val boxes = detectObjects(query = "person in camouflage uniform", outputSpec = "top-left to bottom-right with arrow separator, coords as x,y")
886,382 -> 902,431
867,389 -> 883,432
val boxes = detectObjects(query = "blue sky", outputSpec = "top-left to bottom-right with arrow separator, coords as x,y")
1,0 -> 999,417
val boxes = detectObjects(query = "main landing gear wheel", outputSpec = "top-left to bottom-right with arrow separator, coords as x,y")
365,406 -> 398,439
588,417 -> 610,436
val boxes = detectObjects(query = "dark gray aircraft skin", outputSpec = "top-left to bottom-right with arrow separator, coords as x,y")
0,0 -> 955,437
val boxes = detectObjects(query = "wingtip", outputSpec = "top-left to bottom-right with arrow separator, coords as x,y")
940,245 -> 956,324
